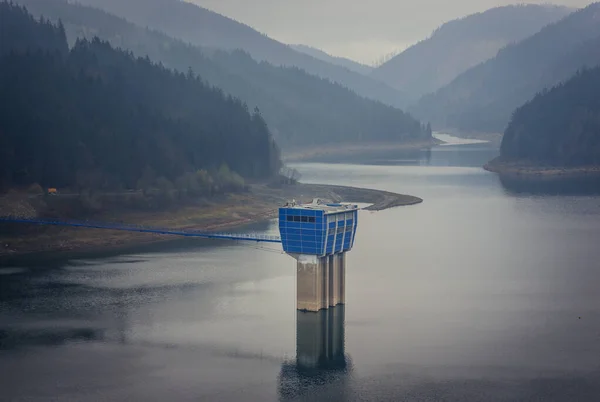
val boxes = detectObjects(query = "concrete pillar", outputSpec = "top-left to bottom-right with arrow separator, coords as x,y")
321,255 -> 330,311
328,305 -> 345,360
296,255 -> 328,312
296,309 -> 328,368
337,253 -> 346,305
278,306 -> 348,401
329,255 -> 340,307
296,253 -> 345,311
296,306 -> 346,371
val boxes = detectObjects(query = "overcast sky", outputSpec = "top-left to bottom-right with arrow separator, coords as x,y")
189,0 -> 593,65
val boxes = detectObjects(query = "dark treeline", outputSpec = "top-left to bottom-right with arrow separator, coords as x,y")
501,67 -> 600,166
0,1 -> 68,56
0,2 -> 280,194
12,0 -> 430,150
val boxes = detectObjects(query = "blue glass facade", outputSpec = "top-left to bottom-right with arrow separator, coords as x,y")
279,206 -> 358,256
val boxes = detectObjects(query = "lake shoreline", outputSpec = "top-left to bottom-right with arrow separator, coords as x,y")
0,183 -> 422,263
282,139 -> 440,162
436,129 -> 503,147
484,157 -> 600,178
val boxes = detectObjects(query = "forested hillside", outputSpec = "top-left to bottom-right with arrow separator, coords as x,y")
0,2 -> 68,56
73,0 -> 409,108
499,68 -> 600,166
0,2 -> 280,194
290,44 -> 373,75
372,4 -> 571,101
412,3 -> 600,133
14,0 -> 430,150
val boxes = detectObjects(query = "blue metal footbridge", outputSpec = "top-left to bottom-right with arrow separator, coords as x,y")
0,217 -> 282,243
0,199 -> 359,250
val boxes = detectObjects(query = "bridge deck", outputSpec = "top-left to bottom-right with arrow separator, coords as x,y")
0,217 -> 282,243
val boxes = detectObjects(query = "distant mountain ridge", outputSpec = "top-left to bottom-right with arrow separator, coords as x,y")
411,3 -> 600,133
372,4 -> 573,101
14,0 -> 429,151
290,44 -> 373,75
73,0 -> 408,108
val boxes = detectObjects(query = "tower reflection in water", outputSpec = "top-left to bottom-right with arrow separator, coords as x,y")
278,306 -> 352,400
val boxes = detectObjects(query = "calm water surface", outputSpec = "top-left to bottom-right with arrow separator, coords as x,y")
2,137 -> 600,401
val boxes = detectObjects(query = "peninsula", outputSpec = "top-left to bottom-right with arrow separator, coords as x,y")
0,182 -> 421,260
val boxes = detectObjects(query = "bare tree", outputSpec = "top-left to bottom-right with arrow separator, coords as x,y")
280,167 -> 302,184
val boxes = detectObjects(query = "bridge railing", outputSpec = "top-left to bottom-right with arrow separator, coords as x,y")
199,232 -> 282,242
0,217 -> 282,244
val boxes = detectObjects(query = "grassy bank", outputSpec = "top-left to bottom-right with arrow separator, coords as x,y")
0,183 -> 422,261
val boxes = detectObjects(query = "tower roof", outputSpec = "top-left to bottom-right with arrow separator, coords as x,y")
282,199 -> 358,214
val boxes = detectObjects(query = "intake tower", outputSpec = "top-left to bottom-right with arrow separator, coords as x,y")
279,199 -> 358,312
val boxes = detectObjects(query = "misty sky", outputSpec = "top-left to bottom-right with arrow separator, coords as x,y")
189,0 -> 593,64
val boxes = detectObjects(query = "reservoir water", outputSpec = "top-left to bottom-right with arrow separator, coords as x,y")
2,136 -> 600,401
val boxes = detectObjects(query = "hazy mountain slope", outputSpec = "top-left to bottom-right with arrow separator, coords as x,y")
16,0 -> 429,150
372,4 -> 572,100
290,44 -> 373,75
412,3 -> 600,133
547,35 -> 600,81
498,67 -> 600,166
206,50 -> 428,147
73,0 -> 408,108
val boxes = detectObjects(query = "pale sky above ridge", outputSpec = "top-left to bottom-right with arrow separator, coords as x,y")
189,0 -> 594,64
